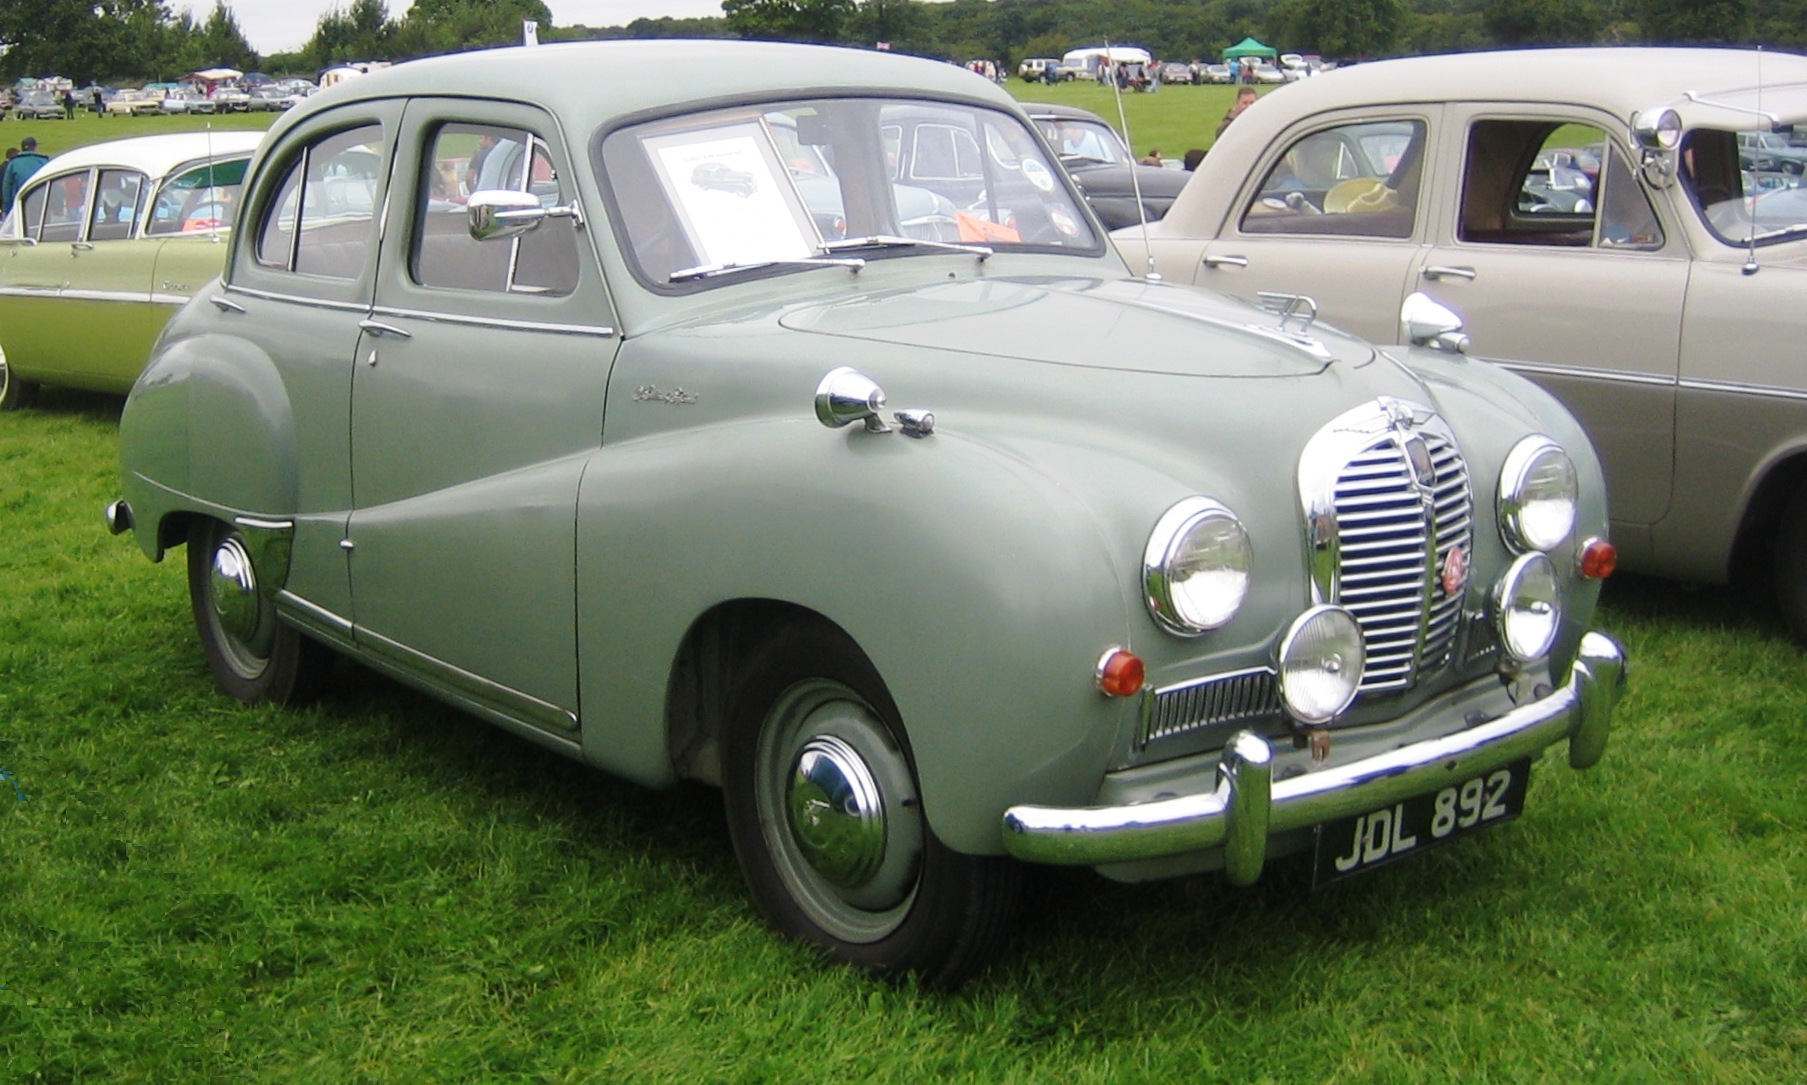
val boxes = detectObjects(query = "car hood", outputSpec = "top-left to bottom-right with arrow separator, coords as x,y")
776,275 -> 1383,380
1065,160 -> 1191,203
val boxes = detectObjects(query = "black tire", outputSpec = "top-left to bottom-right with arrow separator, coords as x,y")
187,518 -> 330,704
1775,484 -> 1807,646
0,353 -> 38,411
723,623 -> 1021,988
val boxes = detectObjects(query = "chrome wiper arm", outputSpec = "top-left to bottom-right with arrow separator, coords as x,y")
668,256 -> 865,283
820,235 -> 992,261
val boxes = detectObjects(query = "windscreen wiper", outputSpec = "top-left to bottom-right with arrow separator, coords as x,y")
820,235 -> 992,261
668,256 -> 865,283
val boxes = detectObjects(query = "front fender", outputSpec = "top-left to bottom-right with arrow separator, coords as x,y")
575,418 -> 1138,856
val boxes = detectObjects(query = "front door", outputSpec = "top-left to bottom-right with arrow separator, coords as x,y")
346,100 -> 620,735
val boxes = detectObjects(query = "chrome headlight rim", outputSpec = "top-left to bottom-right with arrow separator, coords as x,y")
1498,435 -> 1578,554
1142,496 -> 1252,637
1275,604 -> 1365,725
1494,551 -> 1562,664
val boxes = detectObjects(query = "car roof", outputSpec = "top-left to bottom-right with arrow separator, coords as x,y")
36,130 -> 266,177
272,39 -> 1017,140
1261,47 -> 1807,129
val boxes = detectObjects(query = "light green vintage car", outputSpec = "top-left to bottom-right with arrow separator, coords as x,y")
110,41 -> 1626,987
0,130 -> 265,409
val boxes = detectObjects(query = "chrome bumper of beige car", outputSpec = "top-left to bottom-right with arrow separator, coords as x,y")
1002,631 -> 1626,880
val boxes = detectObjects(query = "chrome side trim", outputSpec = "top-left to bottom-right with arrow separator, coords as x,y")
1002,631 -> 1626,870
367,304 -> 617,339
1497,360 -> 1675,389
1677,376 -> 1807,403
276,591 -> 354,646
224,285 -> 372,314
357,626 -> 580,734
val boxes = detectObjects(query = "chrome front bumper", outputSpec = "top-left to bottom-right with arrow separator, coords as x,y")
1002,631 -> 1626,882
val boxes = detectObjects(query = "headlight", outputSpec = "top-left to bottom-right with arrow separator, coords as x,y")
1495,553 -> 1561,663
1143,497 -> 1251,635
1499,436 -> 1577,552
1276,606 -> 1364,724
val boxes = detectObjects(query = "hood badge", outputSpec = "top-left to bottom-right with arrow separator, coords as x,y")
1441,545 -> 1469,598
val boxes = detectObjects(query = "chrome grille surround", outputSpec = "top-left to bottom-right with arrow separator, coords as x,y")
1299,397 -> 1474,696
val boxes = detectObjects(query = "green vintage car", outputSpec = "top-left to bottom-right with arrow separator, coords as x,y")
0,130 -> 264,409
109,41 -> 1626,987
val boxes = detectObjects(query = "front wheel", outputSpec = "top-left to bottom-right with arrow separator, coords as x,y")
187,519 -> 330,704
723,624 -> 1020,988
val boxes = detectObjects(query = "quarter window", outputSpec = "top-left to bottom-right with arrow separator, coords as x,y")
1241,120 -> 1423,238
255,124 -> 384,279
411,122 -> 578,296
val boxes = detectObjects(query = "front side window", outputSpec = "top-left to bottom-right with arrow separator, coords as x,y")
255,124 -> 384,279
88,170 -> 146,241
1240,120 -> 1423,238
147,157 -> 250,236
411,121 -> 578,296
602,97 -> 1097,286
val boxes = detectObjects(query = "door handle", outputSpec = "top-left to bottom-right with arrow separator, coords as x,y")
358,319 -> 413,338
209,295 -> 246,314
71,242 -> 95,253
1422,265 -> 1477,282
1202,254 -> 1250,269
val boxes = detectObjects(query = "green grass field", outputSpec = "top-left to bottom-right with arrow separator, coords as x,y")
2,97 -> 1805,1083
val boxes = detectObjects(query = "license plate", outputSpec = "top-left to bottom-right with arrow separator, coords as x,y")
1312,759 -> 1531,888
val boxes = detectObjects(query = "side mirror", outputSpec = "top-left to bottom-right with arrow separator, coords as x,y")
467,189 -> 584,241
1401,292 -> 1470,355
815,367 -> 892,433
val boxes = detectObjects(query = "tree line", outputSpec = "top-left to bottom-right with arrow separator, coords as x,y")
3,0 -> 1802,87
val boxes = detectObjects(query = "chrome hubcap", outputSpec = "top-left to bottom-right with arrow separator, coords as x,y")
208,534 -> 274,663
757,678 -> 923,943
787,735 -> 887,889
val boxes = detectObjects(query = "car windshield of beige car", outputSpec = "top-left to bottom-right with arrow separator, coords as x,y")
1241,120 -> 1423,237
603,98 -> 1096,285
1687,125 -> 1807,244
1458,121 -> 1662,251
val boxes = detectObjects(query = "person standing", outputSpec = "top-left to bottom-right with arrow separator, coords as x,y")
1216,87 -> 1258,140
62,89 -> 75,120
2,136 -> 49,214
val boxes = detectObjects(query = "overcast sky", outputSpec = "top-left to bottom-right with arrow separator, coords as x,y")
190,0 -> 728,57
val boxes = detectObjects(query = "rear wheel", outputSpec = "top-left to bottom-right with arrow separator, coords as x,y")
187,518 -> 330,704
723,624 -> 1021,988
0,352 -> 38,411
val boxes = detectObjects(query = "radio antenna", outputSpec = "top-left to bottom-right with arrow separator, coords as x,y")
1746,47 -> 1763,275
1104,40 -> 1160,280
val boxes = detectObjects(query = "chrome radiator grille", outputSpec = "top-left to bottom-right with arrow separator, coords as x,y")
1303,399 -> 1475,696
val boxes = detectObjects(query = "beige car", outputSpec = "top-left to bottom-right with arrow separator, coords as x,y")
1126,47 -> 1807,639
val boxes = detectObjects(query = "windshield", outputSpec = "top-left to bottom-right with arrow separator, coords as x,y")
1034,117 -> 1131,165
1688,126 -> 1807,245
602,96 -> 1098,285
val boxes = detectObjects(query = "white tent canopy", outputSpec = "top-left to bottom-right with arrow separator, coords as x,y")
190,67 -> 244,82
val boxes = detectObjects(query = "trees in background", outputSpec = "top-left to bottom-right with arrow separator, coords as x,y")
0,0 -> 1796,85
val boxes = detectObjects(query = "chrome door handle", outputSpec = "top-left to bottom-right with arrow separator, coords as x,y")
1422,265 -> 1477,281
71,242 -> 95,253
358,319 -> 412,338
1202,254 -> 1250,269
209,295 -> 246,314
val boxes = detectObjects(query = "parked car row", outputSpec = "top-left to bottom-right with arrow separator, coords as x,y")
13,40 -> 1626,990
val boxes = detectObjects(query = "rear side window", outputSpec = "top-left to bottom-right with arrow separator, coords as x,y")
411,121 -> 578,296
1241,120 -> 1424,239
255,124 -> 384,279
88,170 -> 146,241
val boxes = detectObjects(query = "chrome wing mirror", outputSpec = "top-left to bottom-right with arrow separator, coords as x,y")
1401,292 -> 1470,355
467,189 -> 585,242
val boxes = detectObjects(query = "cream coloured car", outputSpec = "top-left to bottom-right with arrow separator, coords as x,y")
1125,47 -> 1807,640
